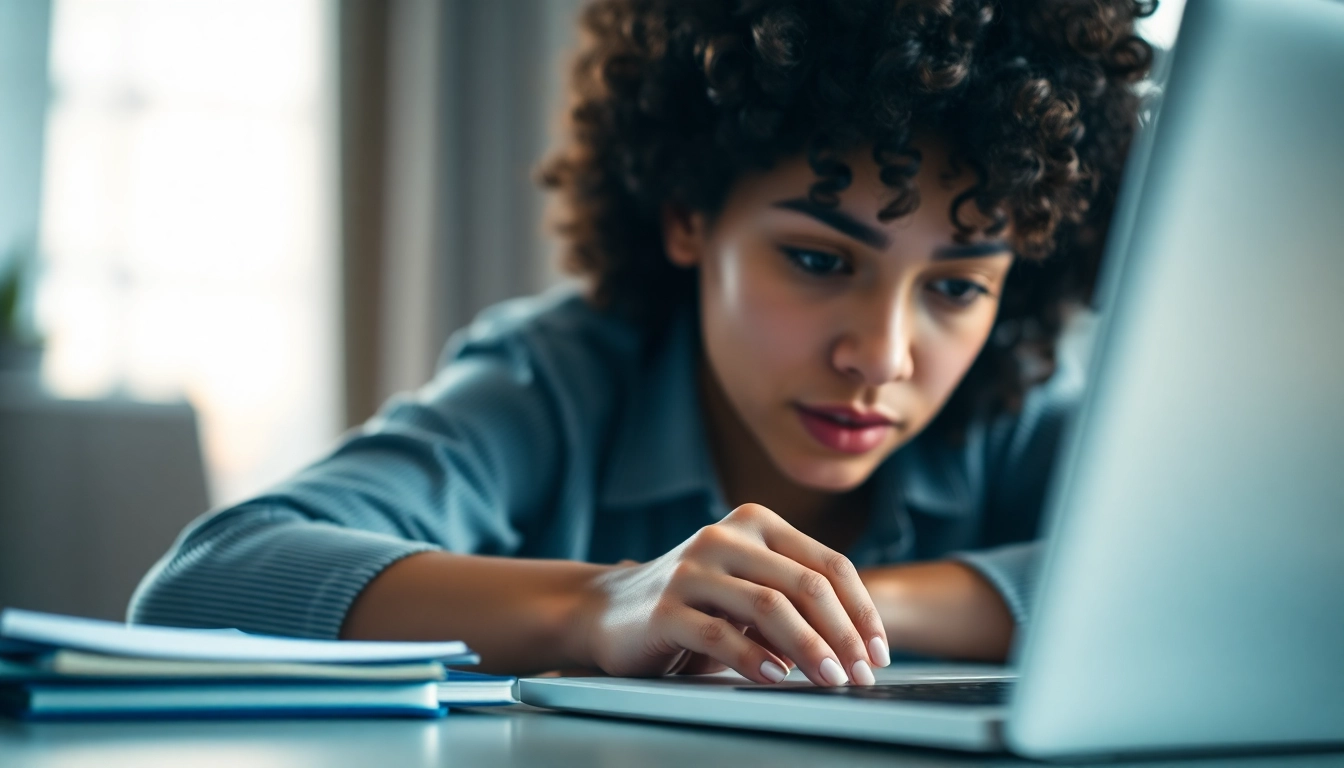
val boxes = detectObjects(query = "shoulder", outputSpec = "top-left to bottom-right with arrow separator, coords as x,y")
973,314 -> 1091,536
438,284 -> 641,376
983,310 -> 1093,471
893,316 -> 1090,520
425,285 -> 648,454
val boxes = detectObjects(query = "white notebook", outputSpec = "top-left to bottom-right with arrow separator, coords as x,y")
0,609 -> 476,665
0,650 -> 447,682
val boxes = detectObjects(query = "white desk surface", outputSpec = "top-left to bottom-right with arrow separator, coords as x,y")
3,705 -> 1343,767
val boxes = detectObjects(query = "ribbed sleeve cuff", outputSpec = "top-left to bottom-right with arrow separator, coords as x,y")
130,517 -> 438,640
951,541 -> 1042,626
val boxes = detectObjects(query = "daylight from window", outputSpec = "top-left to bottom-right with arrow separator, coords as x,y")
37,0 -> 339,505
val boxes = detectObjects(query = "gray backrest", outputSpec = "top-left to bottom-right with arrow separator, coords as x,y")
0,376 -> 210,621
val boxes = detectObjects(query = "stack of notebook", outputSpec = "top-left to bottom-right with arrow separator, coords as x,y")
0,609 -> 516,720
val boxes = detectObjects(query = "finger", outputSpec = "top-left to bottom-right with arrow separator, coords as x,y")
755,516 -> 890,671
718,505 -> 882,682
744,625 -> 793,670
665,606 -> 791,685
675,652 -> 728,676
683,574 -> 850,687
675,621 -> 743,676
723,548 -> 874,684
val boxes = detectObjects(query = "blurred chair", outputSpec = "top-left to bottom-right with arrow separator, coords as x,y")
0,372 -> 209,621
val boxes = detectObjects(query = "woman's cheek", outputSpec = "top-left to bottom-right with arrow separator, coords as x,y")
914,305 -> 996,406
729,263 -> 820,371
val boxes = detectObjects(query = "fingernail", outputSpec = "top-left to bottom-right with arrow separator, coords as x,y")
760,660 -> 787,683
868,636 -> 891,667
819,657 -> 848,686
851,659 -> 876,686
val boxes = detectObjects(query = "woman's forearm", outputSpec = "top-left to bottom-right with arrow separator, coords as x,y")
340,550 -> 610,675
341,550 -> 1014,678
859,560 -> 1015,663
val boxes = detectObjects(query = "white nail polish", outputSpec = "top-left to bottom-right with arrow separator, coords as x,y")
760,660 -> 787,683
869,636 -> 891,667
819,657 -> 848,686
851,659 -> 876,686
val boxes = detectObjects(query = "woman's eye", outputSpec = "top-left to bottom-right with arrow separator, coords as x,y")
782,247 -> 848,276
928,278 -> 989,307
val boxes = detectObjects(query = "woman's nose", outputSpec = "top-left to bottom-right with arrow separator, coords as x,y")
830,300 -> 915,386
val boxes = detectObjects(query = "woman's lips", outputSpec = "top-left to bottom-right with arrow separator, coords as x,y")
794,404 -> 899,455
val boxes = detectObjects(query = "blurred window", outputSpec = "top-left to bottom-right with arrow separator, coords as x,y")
36,0 -> 339,505
1136,0 -> 1187,51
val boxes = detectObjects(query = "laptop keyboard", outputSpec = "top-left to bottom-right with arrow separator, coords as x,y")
739,680 -> 1012,706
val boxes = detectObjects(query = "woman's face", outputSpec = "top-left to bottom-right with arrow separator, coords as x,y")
666,140 -> 1014,492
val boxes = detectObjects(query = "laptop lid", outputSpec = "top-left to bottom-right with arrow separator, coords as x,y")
1007,0 -> 1344,758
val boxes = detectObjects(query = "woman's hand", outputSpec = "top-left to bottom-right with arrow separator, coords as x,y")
569,503 -> 891,686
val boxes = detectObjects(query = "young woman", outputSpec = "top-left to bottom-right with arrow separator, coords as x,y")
132,0 -> 1154,688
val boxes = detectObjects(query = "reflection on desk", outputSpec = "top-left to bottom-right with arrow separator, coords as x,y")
4,706 -> 1344,768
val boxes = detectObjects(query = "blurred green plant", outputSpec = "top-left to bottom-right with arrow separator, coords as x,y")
0,240 -> 42,348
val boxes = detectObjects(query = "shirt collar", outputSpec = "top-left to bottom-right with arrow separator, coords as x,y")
597,306 -> 973,519
598,307 -> 724,511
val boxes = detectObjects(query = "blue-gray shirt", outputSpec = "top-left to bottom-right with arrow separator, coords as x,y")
130,287 -> 1078,640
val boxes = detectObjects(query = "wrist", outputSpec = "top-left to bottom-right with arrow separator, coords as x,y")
552,561 -> 618,671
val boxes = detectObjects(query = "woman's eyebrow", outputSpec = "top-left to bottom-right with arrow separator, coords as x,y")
771,197 -> 1011,259
771,197 -> 889,249
933,241 -> 1012,260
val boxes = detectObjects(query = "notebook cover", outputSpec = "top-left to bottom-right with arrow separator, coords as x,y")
0,609 -> 476,664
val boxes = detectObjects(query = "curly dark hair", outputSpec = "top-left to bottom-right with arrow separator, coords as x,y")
539,0 -> 1156,429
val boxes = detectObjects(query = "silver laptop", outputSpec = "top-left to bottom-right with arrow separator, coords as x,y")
518,0 -> 1344,758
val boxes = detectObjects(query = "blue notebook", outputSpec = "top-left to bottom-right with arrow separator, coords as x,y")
438,670 -> 517,706
0,609 -> 497,720
0,679 -> 445,721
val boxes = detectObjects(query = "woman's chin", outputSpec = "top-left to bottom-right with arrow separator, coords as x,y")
779,454 -> 880,494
